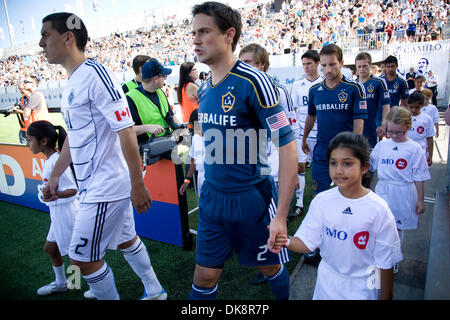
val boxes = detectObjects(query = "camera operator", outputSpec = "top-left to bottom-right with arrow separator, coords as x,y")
14,76 -> 49,144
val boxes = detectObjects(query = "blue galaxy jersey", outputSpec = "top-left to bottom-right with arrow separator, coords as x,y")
198,60 -> 295,192
381,75 -> 409,107
308,75 -> 368,144
360,75 -> 391,137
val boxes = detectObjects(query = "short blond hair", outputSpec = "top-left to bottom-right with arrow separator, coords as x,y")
386,106 -> 412,128
422,88 -> 433,99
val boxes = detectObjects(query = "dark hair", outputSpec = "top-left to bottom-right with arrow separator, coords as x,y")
27,120 -> 67,152
327,132 -> 370,166
199,71 -> 208,80
301,50 -> 320,62
189,108 -> 199,125
384,55 -> 398,66
355,52 -> 372,64
132,55 -> 151,75
414,75 -> 426,82
177,62 -> 196,104
407,91 -> 425,105
319,44 -> 343,62
192,1 -> 242,52
42,12 -> 88,52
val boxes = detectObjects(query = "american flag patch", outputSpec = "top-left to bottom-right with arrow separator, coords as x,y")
266,111 -> 289,131
359,101 -> 367,110
384,92 -> 390,99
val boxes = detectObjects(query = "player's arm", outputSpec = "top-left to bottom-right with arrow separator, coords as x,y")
273,234 -> 311,253
117,126 -> 152,213
45,137 -> 72,201
379,268 -> 394,300
55,188 -> 78,199
302,89 -> 316,154
268,139 -> 298,254
353,119 -> 364,135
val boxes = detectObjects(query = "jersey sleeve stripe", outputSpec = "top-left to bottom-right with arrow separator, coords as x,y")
85,61 -> 121,101
277,83 -> 294,112
236,63 -> 278,107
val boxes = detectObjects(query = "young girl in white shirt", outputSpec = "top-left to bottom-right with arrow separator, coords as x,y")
27,120 -> 79,296
272,132 -> 402,300
370,107 -> 431,273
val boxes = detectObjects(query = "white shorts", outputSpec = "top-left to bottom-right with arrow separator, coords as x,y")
313,260 -> 379,300
297,137 -> 317,163
46,199 -> 79,256
69,198 -> 137,262
375,180 -> 418,230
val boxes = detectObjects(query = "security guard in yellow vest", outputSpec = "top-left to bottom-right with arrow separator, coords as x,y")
126,58 -> 181,145
122,55 -> 150,94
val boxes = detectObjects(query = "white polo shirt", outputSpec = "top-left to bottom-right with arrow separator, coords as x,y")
60,59 -> 134,203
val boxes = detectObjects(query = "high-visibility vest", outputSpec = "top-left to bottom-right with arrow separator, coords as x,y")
126,88 -> 170,138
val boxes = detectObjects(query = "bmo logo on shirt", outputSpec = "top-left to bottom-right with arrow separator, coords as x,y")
416,126 -> 425,134
325,227 -> 348,240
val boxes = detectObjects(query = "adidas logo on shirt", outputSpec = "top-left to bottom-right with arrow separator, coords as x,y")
342,207 -> 353,215
392,146 -> 398,151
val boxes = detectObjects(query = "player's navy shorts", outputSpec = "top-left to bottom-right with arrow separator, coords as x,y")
196,176 -> 289,268
311,142 -> 332,195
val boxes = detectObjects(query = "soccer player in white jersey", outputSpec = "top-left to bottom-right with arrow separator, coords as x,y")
39,12 -> 166,300
370,107 -> 430,274
290,50 -> 323,217
274,132 -> 402,299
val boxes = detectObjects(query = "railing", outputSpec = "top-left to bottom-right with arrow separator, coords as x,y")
341,32 -> 388,54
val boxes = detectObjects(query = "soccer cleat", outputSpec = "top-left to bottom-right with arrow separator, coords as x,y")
139,288 -> 168,300
36,281 -> 68,296
289,206 -> 304,217
393,263 -> 399,274
83,289 -> 96,299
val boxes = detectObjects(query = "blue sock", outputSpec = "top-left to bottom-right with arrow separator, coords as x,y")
265,264 -> 290,300
188,284 -> 218,300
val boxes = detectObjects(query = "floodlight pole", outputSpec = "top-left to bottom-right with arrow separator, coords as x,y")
3,0 -> 14,47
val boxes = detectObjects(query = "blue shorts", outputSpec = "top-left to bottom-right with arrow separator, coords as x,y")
196,177 -> 289,267
311,143 -> 331,195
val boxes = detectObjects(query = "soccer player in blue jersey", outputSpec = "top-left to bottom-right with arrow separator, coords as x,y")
381,55 -> 409,107
189,1 -> 298,300
302,44 -> 368,195
355,52 -> 391,148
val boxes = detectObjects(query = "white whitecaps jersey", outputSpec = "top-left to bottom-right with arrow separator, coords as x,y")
60,59 -> 134,203
294,187 -> 402,278
407,113 -> 435,152
370,138 -> 430,184
290,75 -> 323,138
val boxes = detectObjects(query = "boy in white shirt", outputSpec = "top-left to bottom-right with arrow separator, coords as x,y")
421,88 -> 440,138
405,92 -> 435,166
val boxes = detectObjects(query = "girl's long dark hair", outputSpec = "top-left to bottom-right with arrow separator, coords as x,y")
27,120 -> 77,186
177,62 -> 195,105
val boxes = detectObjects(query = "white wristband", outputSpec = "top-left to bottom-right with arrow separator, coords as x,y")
285,237 -> 291,247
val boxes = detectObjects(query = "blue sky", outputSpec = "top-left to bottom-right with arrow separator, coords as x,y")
0,0 -> 185,48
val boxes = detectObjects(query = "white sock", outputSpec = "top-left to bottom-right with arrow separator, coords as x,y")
83,262 -> 120,300
121,237 -> 163,296
295,173 -> 305,207
52,264 -> 66,287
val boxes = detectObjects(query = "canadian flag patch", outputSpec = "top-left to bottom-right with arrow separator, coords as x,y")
115,107 -> 131,121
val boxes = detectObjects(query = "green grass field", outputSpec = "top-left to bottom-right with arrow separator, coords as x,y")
0,113 -> 314,300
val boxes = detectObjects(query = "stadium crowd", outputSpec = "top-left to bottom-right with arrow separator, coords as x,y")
0,0 -> 449,87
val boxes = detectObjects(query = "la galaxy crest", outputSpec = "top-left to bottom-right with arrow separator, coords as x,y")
338,91 -> 348,103
393,82 -> 399,90
222,91 -> 235,113
367,84 -> 374,93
